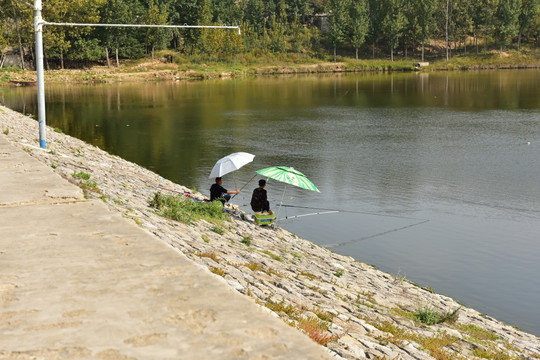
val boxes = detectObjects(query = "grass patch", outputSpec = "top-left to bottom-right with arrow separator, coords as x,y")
297,317 -> 337,346
80,181 -> 101,193
149,191 -> 228,225
373,319 -> 460,360
210,267 -> 225,277
472,346 -> 514,360
261,250 -> 283,262
458,324 -> 499,341
241,236 -> 251,246
196,251 -> 219,262
414,306 -> 460,325
3,128 -> 8,135
72,172 -> 91,180
202,236 -> 210,243
334,268 -> 344,277
312,307 -> 334,323
53,127 -> 63,133
210,226 -> 224,235
244,262 -> 263,272
298,271 -> 318,281
264,300 -> 299,318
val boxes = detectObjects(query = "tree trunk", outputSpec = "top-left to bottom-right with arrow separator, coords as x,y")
29,46 -> 35,70
475,31 -> 478,54
422,42 -> 425,62
116,48 -> 119,67
44,49 -> 49,71
391,46 -> 394,61
445,0 -> 449,61
105,47 -> 110,68
60,49 -> 64,70
333,46 -> 336,62
517,32 -> 522,51
405,46 -> 408,59
152,46 -> 155,61
372,41 -> 375,58
11,4 -> 25,69
500,42 -> 503,58
0,54 -> 5,68
355,47 -> 359,61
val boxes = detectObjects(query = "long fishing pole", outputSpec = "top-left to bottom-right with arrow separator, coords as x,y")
276,203 -> 429,222
324,218 -> 430,249
277,210 -> 339,221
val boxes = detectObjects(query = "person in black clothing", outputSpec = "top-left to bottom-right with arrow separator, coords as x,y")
250,179 -> 272,214
210,177 -> 240,205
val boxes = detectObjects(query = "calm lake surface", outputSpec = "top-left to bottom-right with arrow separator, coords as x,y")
2,70 -> 540,336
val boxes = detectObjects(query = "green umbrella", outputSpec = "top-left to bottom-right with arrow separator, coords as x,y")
256,166 -> 320,192
256,166 -> 320,222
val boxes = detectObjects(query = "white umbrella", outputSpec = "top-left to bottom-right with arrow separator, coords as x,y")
209,152 -> 255,179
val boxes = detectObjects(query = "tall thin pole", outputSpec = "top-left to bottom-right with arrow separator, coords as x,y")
34,0 -> 46,149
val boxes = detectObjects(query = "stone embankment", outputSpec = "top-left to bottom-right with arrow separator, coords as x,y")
1,105 -> 540,360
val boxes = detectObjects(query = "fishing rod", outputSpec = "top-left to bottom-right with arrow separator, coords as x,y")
324,218 -> 430,249
276,203 -> 429,222
276,210 -> 339,221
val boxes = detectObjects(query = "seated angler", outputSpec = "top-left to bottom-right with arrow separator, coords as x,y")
210,177 -> 240,205
250,179 -> 272,214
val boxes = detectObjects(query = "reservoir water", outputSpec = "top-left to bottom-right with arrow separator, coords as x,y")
2,70 -> 540,336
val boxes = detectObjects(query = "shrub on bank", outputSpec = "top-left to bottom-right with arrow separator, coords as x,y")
149,191 -> 228,225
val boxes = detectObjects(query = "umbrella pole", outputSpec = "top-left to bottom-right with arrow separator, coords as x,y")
275,184 -> 287,223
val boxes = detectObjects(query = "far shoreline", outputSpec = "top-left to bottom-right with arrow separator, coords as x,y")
2,52 -> 540,85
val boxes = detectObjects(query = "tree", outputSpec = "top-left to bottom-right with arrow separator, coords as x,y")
367,0 -> 384,58
451,0 -> 473,55
349,0 -> 369,60
328,0 -> 350,61
382,0 -> 407,61
169,0 -> 205,54
416,0 -> 437,60
99,0 -> 144,67
143,0 -> 169,60
517,0 -> 537,50
43,0 -> 106,69
494,0 -> 522,56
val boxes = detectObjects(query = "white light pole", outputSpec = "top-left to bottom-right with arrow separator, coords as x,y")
34,0 -> 47,149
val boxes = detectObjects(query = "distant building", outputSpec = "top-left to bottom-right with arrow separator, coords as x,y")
313,14 -> 330,33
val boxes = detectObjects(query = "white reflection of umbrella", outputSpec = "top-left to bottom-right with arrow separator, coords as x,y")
209,152 -> 255,179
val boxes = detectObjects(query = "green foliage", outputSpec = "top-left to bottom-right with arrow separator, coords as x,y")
2,128 -> 8,135
333,268 -> 344,277
241,236 -> 252,246
414,306 -> 460,325
261,250 -> 283,262
211,226 -> 225,235
458,323 -> 500,341
328,0 -> 350,61
0,0 -> 537,68
72,172 -> 91,180
381,0 -> 407,60
149,192 -> 227,225
210,267 -> 225,276
349,0 -> 369,59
